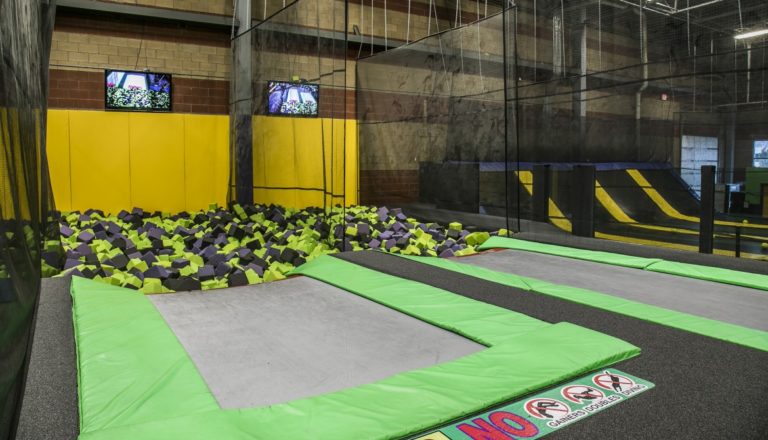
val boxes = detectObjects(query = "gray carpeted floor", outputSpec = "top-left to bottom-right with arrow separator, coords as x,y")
460,249 -> 768,330
515,231 -> 768,274
336,251 -> 768,440
16,276 -> 78,440
149,276 -> 484,409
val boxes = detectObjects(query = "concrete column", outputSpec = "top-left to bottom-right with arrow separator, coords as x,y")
232,0 -> 253,205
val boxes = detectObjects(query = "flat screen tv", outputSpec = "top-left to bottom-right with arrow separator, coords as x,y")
266,81 -> 319,117
105,70 -> 172,112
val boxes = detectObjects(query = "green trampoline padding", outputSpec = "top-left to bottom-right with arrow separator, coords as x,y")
479,236 -> 768,292
72,256 -> 639,439
395,253 -> 768,352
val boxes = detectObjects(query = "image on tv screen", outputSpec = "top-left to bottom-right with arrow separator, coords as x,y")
105,70 -> 172,111
267,81 -> 319,116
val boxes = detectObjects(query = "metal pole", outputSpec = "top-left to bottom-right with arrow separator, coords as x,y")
699,165 -> 715,254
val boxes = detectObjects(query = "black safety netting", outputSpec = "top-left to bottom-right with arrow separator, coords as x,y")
0,0 -> 57,438
230,0 -> 350,210
358,0 -> 768,258
357,9 -> 516,231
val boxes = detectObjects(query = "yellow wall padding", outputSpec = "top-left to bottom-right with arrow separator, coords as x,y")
129,113 -> 186,213
47,110 -> 229,214
252,115 -> 358,209
183,114 -> 230,211
46,109 -> 71,210
68,111 -> 132,215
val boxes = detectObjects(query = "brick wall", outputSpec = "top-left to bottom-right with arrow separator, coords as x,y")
360,170 -> 419,205
49,69 -> 230,113
49,7 -> 230,113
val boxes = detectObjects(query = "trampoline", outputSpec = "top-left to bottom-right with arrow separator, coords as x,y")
18,237 -> 768,439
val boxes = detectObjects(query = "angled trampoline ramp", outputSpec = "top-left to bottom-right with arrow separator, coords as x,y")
70,255 -> 639,439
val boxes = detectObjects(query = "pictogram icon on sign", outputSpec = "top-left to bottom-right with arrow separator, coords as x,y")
593,371 -> 635,392
524,398 -> 571,420
561,385 -> 605,403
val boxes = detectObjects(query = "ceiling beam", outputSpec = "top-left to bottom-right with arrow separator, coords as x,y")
56,0 -> 236,28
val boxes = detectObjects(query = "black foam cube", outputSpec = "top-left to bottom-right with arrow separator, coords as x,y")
228,270 -> 249,287
208,253 -> 226,267
214,263 -> 232,278
197,265 -> 215,281
60,225 -> 74,238
144,265 -> 169,280
77,231 -> 95,243
171,258 -> 190,269
245,240 -> 262,251
108,254 -> 129,270
164,276 -> 201,292
280,248 -> 299,264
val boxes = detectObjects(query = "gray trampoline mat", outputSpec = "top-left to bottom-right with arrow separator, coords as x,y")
459,250 -> 768,331
149,276 -> 484,409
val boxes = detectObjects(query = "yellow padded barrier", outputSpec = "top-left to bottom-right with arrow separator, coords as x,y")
46,110 -> 71,210
47,110 -> 229,214
68,111 -> 132,214
128,113 -> 186,213
252,115 -> 357,209
184,114 -> 229,210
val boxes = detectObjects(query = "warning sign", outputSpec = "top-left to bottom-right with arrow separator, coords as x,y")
524,398 -> 571,420
593,371 -> 635,392
561,385 -> 605,404
409,369 -> 654,440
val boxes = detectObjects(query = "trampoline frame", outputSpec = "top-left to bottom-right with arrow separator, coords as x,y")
71,256 -> 639,439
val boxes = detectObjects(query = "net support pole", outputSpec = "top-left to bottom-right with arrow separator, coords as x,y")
232,0 -> 253,205
699,165 -> 715,254
572,165 -> 595,238
532,164 -> 550,223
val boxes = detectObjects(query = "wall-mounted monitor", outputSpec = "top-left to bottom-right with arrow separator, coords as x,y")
266,81 -> 319,117
105,70 -> 172,112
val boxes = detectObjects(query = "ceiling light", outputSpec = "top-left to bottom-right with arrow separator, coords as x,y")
735,28 -> 768,40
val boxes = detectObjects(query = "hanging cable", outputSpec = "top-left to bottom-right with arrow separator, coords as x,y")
455,0 -> 460,27
686,0 -> 691,56
370,0 -> 374,55
357,0 -> 364,58
710,35 -> 714,109
384,0 -> 388,50
457,0 -> 465,90
316,2 -> 327,215
428,0 -> 432,35
762,38 -> 766,109
231,0 -> 239,39
406,0 -> 411,43
560,0 -> 565,76
134,24 -> 145,70
477,0 -> 484,92
534,0 -> 537,80
342,0 -> 349,236
330,0 -> 337,209
598,0 -> 602,71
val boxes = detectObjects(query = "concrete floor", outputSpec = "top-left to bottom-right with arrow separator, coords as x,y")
149,276 -> 484,409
